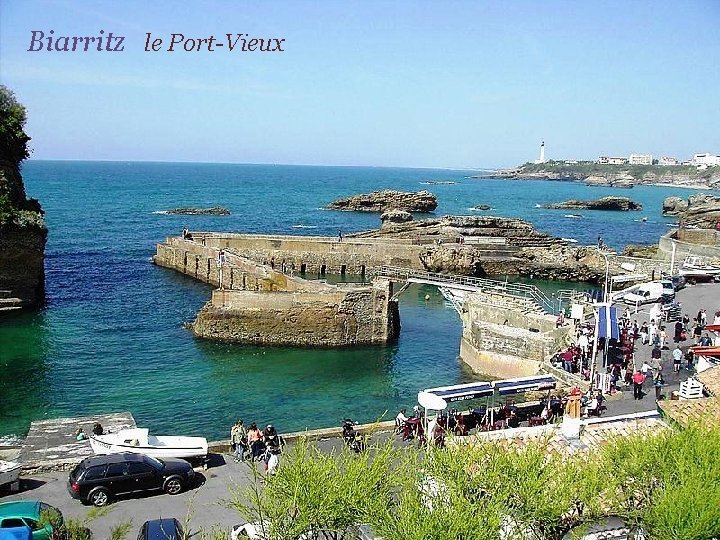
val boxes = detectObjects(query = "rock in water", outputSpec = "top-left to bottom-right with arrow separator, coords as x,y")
327,190 -> 438,212
165,207 -> 231,215
471,204 -> 491,210
681,193 -> 720,228
662,196 -> 689,215
380,209 -> 414,226
544,196 -> 642,211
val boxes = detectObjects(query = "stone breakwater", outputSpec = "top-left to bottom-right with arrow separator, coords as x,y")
153,236 -> 399,346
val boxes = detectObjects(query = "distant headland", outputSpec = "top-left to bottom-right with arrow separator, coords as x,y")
476,161 -> 720,190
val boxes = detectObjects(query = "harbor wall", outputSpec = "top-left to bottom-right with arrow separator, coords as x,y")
658,229 -> 720,262
155,238 -> 400,347
459,292 -> 571,378
192,279 -> 400,347
190,232 -> 426,274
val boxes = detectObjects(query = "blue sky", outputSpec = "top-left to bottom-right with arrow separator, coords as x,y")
1,0 -> 718,168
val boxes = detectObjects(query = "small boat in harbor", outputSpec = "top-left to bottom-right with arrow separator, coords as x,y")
89,428 -> 208,461
0,460 -> 21,489
564,214 -> 582,219
678,256 -> 720,281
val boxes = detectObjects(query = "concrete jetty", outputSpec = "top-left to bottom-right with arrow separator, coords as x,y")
18,412 -> 136,473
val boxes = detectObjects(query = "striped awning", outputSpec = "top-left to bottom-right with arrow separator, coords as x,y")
492,375 -> 556,396
424,381 -> 494,402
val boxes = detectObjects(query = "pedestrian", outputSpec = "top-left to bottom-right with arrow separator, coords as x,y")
714,310 -> 720,326
648,320 -> 658,346
674,320 -> 684,343
682,313 -> 690,331
672,345 -> 683,373
231,420 -> 248,462
659,327 -> 667,349
650,345 -> 662,363
654,372 -> 664,400
639,322 -> 649,345
247,422 -> 265,461
632,370 -> 646,400
686,349 -> 694,371
700,309 -> 707,327
693,322 -> 703,344
338,230 -> 343,242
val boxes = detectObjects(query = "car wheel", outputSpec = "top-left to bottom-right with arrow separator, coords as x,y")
164,476 -> 184,495
89,487 -> 111,507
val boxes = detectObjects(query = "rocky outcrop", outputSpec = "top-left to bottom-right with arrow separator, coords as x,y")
662,196 -> 689,215
679,193 -> 720,228
0,86 -> 46,311
622,244 -> 658,258
164,206 -> 230,215
545,196 -> 642,211
584,174 -> 634,188
380,208 -> 413,226
327,190 -> 438,213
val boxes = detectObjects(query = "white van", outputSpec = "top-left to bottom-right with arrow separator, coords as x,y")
623,282 -> 665,306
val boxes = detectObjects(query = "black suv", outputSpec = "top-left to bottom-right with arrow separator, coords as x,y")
67,452 -> 195,507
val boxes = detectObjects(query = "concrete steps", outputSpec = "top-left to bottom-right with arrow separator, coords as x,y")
0,295 -> 24,312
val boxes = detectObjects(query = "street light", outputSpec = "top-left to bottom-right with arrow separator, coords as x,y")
597,248 -> 610,303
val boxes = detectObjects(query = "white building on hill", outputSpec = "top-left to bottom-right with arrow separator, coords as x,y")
692,153 -> 720,167
629,153 -> 653,165
659,156 -> 680,166
597,156 -> 627,165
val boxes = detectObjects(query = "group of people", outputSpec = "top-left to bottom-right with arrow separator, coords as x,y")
230,420 -> 282,466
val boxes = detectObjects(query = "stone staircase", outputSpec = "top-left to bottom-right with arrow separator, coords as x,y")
0,290 -> 24,312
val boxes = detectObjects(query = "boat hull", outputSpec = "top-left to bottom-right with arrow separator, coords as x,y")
89,435 -> 208,460
0,461 -> 21,487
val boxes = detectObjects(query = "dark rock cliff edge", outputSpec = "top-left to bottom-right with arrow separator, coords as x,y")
0,86 -> 46,310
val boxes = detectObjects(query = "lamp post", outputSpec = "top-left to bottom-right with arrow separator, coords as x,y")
597,248 -> 610,303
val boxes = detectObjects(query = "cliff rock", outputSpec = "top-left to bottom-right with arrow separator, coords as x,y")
327,190 -> 438,213
680,193 -> 720,228
380,208 -> 413,226
545,196 -> 642,211
0,86 -> 46,310
165,206 -> 230,215
662,196 -> 689,215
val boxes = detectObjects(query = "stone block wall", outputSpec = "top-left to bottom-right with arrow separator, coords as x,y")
193,233 -> 426,274
192,279 -> 399,347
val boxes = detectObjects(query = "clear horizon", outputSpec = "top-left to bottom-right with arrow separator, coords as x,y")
2,1 -> 719,168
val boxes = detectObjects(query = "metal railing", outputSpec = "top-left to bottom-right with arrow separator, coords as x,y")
377,266 -> 555,314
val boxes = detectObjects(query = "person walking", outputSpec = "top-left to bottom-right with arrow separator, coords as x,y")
632,370 -> 646,400
672,345 -> 683,373
674,320 -> 684,343
653,372 -> 664,400
231,420 -> 248,462
639,322 -> 649,345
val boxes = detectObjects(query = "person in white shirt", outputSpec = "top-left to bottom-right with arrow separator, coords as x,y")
395,408 -> 409,432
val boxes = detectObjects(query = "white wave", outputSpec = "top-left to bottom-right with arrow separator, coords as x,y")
534,204 -> 542,208
152,210 -> 169,215
467,207 -> 492,212
292,225 -> 318,229
564,214 -> 583,219
561,238 -> 579,243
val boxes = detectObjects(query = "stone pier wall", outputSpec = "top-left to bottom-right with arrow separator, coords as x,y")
459,292 -> 571,378
154,237 -> 400,347
192,279 -> 400,347
193,233 -> 426,274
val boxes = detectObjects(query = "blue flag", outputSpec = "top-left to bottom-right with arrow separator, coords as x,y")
597,305 -> 619,340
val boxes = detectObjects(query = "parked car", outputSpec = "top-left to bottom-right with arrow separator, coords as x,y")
67,452 -> 195,507
623,282 -> 666,306
137,518 -> 184,540
668,274 -> 686,291
0,500 -> 63,540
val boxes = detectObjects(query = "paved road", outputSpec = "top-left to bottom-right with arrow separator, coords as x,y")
594,281 -> 720,416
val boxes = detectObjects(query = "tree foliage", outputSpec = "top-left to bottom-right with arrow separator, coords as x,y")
232,424 -> 720,540
0,85 -> 31,164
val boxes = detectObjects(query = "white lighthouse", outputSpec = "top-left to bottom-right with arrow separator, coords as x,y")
535,141 -> 546,164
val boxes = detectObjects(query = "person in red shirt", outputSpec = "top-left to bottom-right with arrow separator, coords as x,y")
632,370 -> 646,400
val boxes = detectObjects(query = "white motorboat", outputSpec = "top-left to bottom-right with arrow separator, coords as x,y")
0,460 -> 21,489
679,256 -> 720,280
89,428 -> 208,460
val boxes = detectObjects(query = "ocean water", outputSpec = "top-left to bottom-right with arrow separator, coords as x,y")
0,162 -> 696,440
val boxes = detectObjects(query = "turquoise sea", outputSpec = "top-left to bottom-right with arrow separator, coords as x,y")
0,162 -> 696,441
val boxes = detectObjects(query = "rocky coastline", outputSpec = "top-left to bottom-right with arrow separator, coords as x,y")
662,193 -> 720,228
0,86 -> 46,311
479,162 -> 720,190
